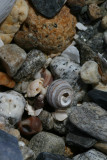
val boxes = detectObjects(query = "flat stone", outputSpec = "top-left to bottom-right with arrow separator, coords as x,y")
72,149 -> 107,160
31,0 -> 65,18
0,44 -> 27,77
29,131 -> 65,158
88,89 -> 107,110
66,132 -> 97,148
0,129 -> 23,160
36,152 -> 71,160
69,102 -> 107,142
14,49 -> 46,81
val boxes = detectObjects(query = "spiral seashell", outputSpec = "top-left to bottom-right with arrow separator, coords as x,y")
18,116 -> 42,136
46,79 -> 73,109
0,0 -> 16,24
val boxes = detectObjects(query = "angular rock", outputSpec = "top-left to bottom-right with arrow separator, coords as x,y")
0,0 -> 29,44
31,0 -> 65,18
14,49 -> 46,81
50,56 -> 80,86
17,4 -> 76,54
69,102 -> 107,142
0,44 -> 27,77
72,149 -> 107,160
29,131 -> 65,158
36,152 -> 71,160
88,89 -> 107,110
0,129 -> 23,160
66,132 -> 97,148
0,90 -> 26,124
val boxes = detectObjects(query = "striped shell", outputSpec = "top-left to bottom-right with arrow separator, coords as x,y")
0,0 -> 16,24
46,79 -> 73,109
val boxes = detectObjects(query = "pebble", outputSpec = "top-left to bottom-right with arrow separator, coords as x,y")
31,0 -> 66,18
66,132 -> 97,148
14,49 -> 46,81
0,44 -> 27,77
53,119 -> 67,135
29,131 -> 65,158
36,152 -> 71,160
88,89 -> 107,110
38,110 -> 54,130
94,142 -> 107,155
61,45 -> 80,64
104,31 -> 107,44
0,91 -> 26,124
69,102 -> 107,142
0,129 -> 23,160
50,55 -> 80,86
0,0 -> 29,44
88,3 -> 102,20
15,4 -> 77,54
80,61 -> 101,84
76,22 -> 87,31
72,149 -> 107,160
85,0 -> 106,5
101,15 -> 107,29
67,0 -> 85,7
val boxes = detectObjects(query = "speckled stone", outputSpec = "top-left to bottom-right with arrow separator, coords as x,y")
15,4 -> 77,54
14,49 -> 46,81
29,131 -> 65,158
0,44 -> 27,77
31,0 -> 66,18
50,55 -> 80,86
69,102 -> 107,142
72,149 -> 107,160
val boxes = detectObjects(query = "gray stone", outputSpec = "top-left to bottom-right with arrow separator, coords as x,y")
69,102 -> 107,142
31,0 -> 65,18
38,110 -> 54,130
29,131 -> 65,158
66,132 -> 97,148
72,149 -> 107,160
0,129 -> 23,160
14,49 -> 46,81
53,119 -> 67,135
50,56 -> 80,86
0,44 -> 27,77
104,31 -> 107,44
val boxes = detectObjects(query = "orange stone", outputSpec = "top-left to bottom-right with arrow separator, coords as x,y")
22,5 -> 77,54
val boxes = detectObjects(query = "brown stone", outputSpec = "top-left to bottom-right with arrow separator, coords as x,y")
86,0 -> 105,5
101,15 -> 107,29
67,0 -> 85,7
15,4 -> 77,54
88,3 -> 102,20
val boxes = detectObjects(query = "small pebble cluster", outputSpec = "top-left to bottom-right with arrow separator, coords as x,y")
0,0 -> 107,160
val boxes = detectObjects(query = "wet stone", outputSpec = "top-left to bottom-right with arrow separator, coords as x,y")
69,102 -> 107,142
14,49 -> 46,81
0,44 -> 27,77
88,89 -> 107,110
66,132 -> 97,148
72,149 -> 107,160
0,129 -> 23,160
31,0 -> 65,18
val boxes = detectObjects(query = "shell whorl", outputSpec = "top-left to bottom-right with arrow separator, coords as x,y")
0,0 -> 16,24
46,79 -> 73,109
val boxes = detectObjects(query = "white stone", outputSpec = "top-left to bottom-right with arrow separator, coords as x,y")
62,45 -> 80,64
80,61 -> 101,84
0,91 -> 26,123
76,22 -> 87,31
52,110 -> 68,121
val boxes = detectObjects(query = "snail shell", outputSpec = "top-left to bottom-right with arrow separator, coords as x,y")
46,79 -> 73,109
0,0 -> 16,24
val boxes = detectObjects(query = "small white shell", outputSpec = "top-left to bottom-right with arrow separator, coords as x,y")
0,0 -> 16,24
52,110 -> 68,121
25,103 -> 43,116
46,79 -> 73,109
27,78 -> 44,97
76,22 -> 87,31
